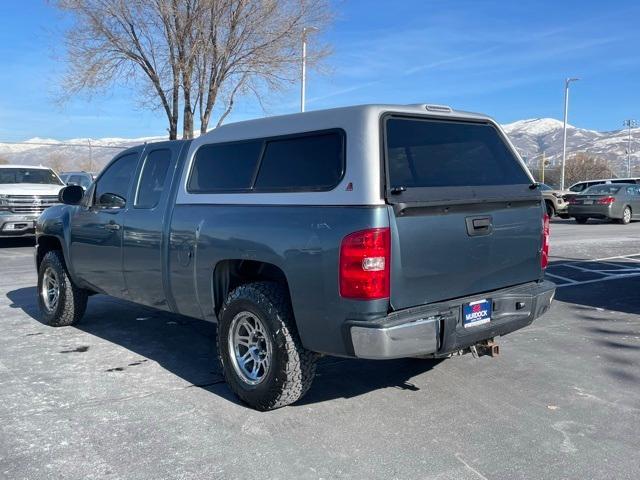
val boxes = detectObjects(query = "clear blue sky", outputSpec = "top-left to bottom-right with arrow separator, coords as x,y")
0,0 -> 639,141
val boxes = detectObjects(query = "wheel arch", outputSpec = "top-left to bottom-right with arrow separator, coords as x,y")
36,235 -> 64,271
212,259 -> 292,318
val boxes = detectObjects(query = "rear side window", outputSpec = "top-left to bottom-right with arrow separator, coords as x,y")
188,140 -> 263,192
254,132 -> 344,191
187,130 -> 344,193
135,149 -> 171,208
385,118 -> 530,188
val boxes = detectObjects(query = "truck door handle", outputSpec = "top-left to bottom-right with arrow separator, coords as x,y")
105,223 -> 120,231
472,218 -> 491,229
465,216 -> 493,236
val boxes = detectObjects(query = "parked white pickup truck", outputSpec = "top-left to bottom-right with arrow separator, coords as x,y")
0,165 -> 64,237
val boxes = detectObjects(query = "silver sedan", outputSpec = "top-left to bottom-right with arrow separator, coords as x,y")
567,183 -> 640,224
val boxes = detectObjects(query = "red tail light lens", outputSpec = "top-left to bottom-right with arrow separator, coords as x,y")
339,227 -> 390,300
596,196 -> 615,205
541,213 -> 550,269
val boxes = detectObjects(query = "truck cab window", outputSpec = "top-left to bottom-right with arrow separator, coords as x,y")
94,153 -> 139,207
135,149 -> 171,208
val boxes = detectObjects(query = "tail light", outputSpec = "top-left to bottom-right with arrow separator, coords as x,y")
596,196 -> 615,205
339,227 -> 390,300
541,213 -> 550,269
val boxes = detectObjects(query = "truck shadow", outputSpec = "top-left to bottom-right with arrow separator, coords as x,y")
0,237 -> 35,249
6,286 -> 441,408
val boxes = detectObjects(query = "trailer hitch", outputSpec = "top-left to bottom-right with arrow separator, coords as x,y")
464,338 -> 499,358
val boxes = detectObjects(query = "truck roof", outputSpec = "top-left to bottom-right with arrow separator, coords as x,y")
201,103 -> 494,144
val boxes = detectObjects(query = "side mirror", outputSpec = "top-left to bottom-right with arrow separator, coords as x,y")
59,185 -> 84,205
98,192 -> 126,209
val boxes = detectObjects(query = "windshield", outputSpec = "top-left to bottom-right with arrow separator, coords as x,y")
0,168 -> 64,186
67,174 -> 93,189
582,185 -> 622,195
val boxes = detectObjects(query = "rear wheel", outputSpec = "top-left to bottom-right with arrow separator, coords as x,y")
575,217 -> 589,224
38,251 -> 88,326
619,206 -> 632,225
217,282 -> 318,410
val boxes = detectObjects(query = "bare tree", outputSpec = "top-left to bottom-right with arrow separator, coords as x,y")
46,152 -> 69,173
55,0 -> 333,140
191,0 -> 332,135
544,152 -> 613,188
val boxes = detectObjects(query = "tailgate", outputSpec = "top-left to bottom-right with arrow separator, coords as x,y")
383,115 -> 543,310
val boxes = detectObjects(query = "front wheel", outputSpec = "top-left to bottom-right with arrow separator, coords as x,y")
545,201 -> 556,217
217,282 -> 318,410
618,206 -> 632,225
37,250 -> 88,326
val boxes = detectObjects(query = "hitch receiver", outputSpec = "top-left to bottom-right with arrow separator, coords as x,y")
476,338 -> 499,357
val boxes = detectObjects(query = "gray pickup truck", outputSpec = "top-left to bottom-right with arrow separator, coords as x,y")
36,104 -> 555,410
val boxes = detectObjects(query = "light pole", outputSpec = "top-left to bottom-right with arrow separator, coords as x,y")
623,119 -> 637,177
300,26 -> 318,113
560,77 -> 579,190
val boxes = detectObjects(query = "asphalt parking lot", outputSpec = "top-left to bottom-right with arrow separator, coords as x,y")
1,219 -> 639,480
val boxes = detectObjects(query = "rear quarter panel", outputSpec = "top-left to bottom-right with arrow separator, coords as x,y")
168,204 -> 390,356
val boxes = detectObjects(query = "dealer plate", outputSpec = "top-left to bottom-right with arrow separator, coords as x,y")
463,299 -> 492,328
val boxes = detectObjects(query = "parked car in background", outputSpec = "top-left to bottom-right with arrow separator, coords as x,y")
564,177 -> 640,203
568,183 -> 640,224
35,104 -> 555,410
539,183 -> 570,218
59,171 -> 94,190
0,165 -> 64,237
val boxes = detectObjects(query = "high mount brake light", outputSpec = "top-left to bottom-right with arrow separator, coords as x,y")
541,213 -> 550,269
339,228 -> 390,300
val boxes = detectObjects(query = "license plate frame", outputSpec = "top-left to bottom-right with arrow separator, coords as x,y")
463,299 -> 492,328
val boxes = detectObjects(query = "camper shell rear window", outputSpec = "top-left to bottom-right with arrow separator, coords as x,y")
384,116 -> 530,191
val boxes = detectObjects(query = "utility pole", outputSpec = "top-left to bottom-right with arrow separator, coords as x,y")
541,151 -> 547,184
300,26 -> 318,113
623,119 -> 637,177
561,77 -> 579,190
87,139 -> 93,172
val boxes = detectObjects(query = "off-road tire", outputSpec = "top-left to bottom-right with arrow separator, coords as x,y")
38,250 -> 88,327
619,206 -> 632,225
217,282 -> 318,411
575,217 -> 589,224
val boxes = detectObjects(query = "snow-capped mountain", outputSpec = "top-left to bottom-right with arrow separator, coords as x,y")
502,118 -> 639,176
0,119 -> 638,176
0,136 -> 166,173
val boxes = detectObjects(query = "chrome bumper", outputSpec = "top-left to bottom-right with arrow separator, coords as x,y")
0,214 -> 38,236
349,280 -> 555,360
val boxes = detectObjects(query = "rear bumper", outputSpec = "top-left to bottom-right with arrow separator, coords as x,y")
0,214 -> 37,237
349,280 -> 555,359
568,204 -> 617,219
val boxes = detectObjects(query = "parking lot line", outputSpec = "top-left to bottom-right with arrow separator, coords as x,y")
556,271 -> 640,288
546,252 -> 640,288
545,272 -> 578,284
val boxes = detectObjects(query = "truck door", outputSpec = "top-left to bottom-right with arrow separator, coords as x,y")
70,150 -> 142,296
122,142 -> 184,309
